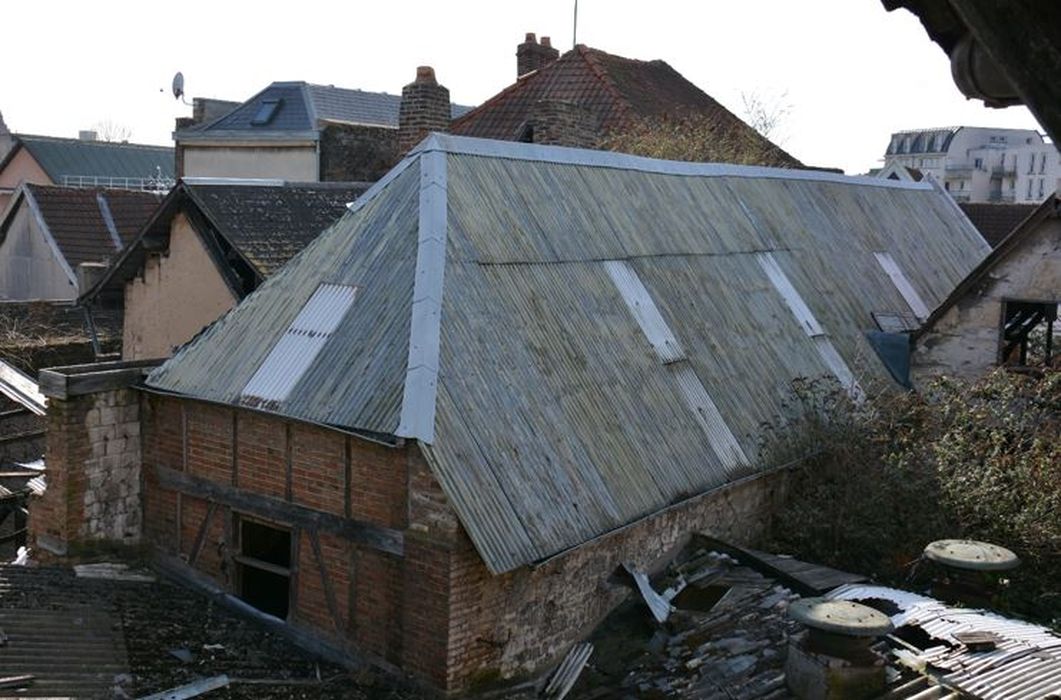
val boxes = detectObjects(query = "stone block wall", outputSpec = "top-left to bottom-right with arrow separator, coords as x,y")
30,385 -> 142,555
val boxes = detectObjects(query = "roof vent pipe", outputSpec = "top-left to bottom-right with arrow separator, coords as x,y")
785,598 -> 893,699
921,539 -> 1019,608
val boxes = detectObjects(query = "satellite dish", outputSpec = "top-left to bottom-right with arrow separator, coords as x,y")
172,72 -> 185,100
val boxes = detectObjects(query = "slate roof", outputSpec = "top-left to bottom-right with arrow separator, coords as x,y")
0,184 -> 160,270
147,134 -> 988,574
2,135 -> 174,185
85,181 -> 370,301
184,82 -> 472,134
959,201 -> 1038,247
451,46 -> 801,167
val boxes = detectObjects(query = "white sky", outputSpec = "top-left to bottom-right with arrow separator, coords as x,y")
0,0 -> 1044,174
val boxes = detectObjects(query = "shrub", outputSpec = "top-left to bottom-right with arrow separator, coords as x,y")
764,369 -> 1061,626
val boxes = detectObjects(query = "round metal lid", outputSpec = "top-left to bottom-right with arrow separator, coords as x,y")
923,539 -> 1020,571
788,597 -> 894,637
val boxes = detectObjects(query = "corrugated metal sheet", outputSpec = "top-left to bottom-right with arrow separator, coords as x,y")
0,359 -> 46,415
829,584 -> 1061,700
241,283 -> 357,405
148,135 -> 989,574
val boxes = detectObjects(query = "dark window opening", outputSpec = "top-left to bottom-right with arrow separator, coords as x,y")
251,98 -> 282,126
235,517 -> 291,619
517,122 -> 535,143
872,310 -> 918,333
1000,300 -> 1058,368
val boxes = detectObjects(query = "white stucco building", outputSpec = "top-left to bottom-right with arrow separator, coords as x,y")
881,127 -> 1059,203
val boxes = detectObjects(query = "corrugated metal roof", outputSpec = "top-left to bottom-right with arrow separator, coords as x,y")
16,134 -> 173,181
147,134 -> 989,574
829,583 -> 1061,699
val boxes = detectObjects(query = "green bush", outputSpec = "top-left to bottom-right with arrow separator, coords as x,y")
763,369 -> 1061,626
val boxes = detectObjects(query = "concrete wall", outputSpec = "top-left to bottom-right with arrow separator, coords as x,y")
0,148 -> 51,213
913,215 -> 1061,382
0,201 -> 76,300
122,213 -> 237,360
180,144 -> 317,180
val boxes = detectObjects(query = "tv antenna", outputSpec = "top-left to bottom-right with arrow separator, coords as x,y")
572,0 -> 579,48
172,72 -> 192,105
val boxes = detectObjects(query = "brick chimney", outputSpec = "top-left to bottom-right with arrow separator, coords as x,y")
398,66 -> 451,154
517,32 -> 560,77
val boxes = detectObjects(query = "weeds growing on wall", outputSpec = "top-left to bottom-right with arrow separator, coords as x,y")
762,369 -> 1061,627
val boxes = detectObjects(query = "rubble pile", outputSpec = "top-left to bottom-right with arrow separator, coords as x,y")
573,551 -> 801,699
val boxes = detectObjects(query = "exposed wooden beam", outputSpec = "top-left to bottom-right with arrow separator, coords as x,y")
154,465 -> 403,557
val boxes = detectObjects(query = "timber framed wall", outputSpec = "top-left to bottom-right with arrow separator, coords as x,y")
140,393 -> 421,674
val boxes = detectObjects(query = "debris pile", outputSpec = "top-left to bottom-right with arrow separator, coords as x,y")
573,550 -> 801,699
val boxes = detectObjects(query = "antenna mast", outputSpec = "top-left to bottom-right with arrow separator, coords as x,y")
573,0 -> 579,48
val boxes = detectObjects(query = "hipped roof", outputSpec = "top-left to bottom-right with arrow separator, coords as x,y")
147,134 -> 988,573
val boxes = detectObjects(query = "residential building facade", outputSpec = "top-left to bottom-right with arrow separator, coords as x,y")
882,126 -> 1059,203
83,180 -> 369,360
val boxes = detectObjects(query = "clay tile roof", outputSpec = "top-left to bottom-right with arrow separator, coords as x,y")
958,201 -> 1039,247
25,185 -> 162,268
451,46 -> 802,167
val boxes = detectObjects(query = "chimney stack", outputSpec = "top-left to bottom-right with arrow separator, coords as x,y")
517,32 -> 560,77
398,66 -> 451,154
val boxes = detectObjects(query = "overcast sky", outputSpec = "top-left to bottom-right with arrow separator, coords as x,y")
0,0 -> 1044,174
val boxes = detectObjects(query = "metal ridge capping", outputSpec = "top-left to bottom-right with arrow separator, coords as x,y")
396,146 -> 447,443
415,133 -> 937,190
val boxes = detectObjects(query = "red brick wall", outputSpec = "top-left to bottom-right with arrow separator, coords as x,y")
439,469 -> 790,689
141,395 -> 417,678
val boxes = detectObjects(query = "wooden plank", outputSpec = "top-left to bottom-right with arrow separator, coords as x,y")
188,501 -> 217,567
233,553 -> 290,578
137,674 -> 230,699
309,530 -> 343,636
154,465 -> 403,556
284,423 -> 293,501
288,527 -> 302,618
231,411 -> 239,487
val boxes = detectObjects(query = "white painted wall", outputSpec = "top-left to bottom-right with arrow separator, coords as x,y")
913,215 -> 1061,382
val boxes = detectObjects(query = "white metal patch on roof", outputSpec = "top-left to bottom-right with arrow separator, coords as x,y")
604,260 -> 686,364
755,253 -> 824,337
672,364 -> 748,473
605,259 -> 746,471
757,253 -> 863,399
873,252 -> 930,320
241,283 -> 357,405
0,358 -> 46,415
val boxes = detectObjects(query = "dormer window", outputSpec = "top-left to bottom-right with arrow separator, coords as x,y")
251,98 -> 282,126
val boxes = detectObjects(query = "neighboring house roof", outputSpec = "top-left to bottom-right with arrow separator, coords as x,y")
146,134 -> 988,574
917,193 -> 1058,338
451,45 -> 801,167
181,82 -> 473,136
85,180 -> 371,301
0,184 -> 161,271
0,135 -> 174,187
958,201 -> 1038,246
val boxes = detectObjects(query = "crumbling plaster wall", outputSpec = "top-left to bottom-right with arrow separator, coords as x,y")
912,215 -> 1061,383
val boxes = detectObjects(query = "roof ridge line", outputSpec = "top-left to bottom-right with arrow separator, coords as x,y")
425,134 -> 935,191
395,145 -> 447,443
577,46 -> 634,122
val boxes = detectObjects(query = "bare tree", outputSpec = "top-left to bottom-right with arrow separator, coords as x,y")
92,119 -> 133,143
740,90 -> 793,145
